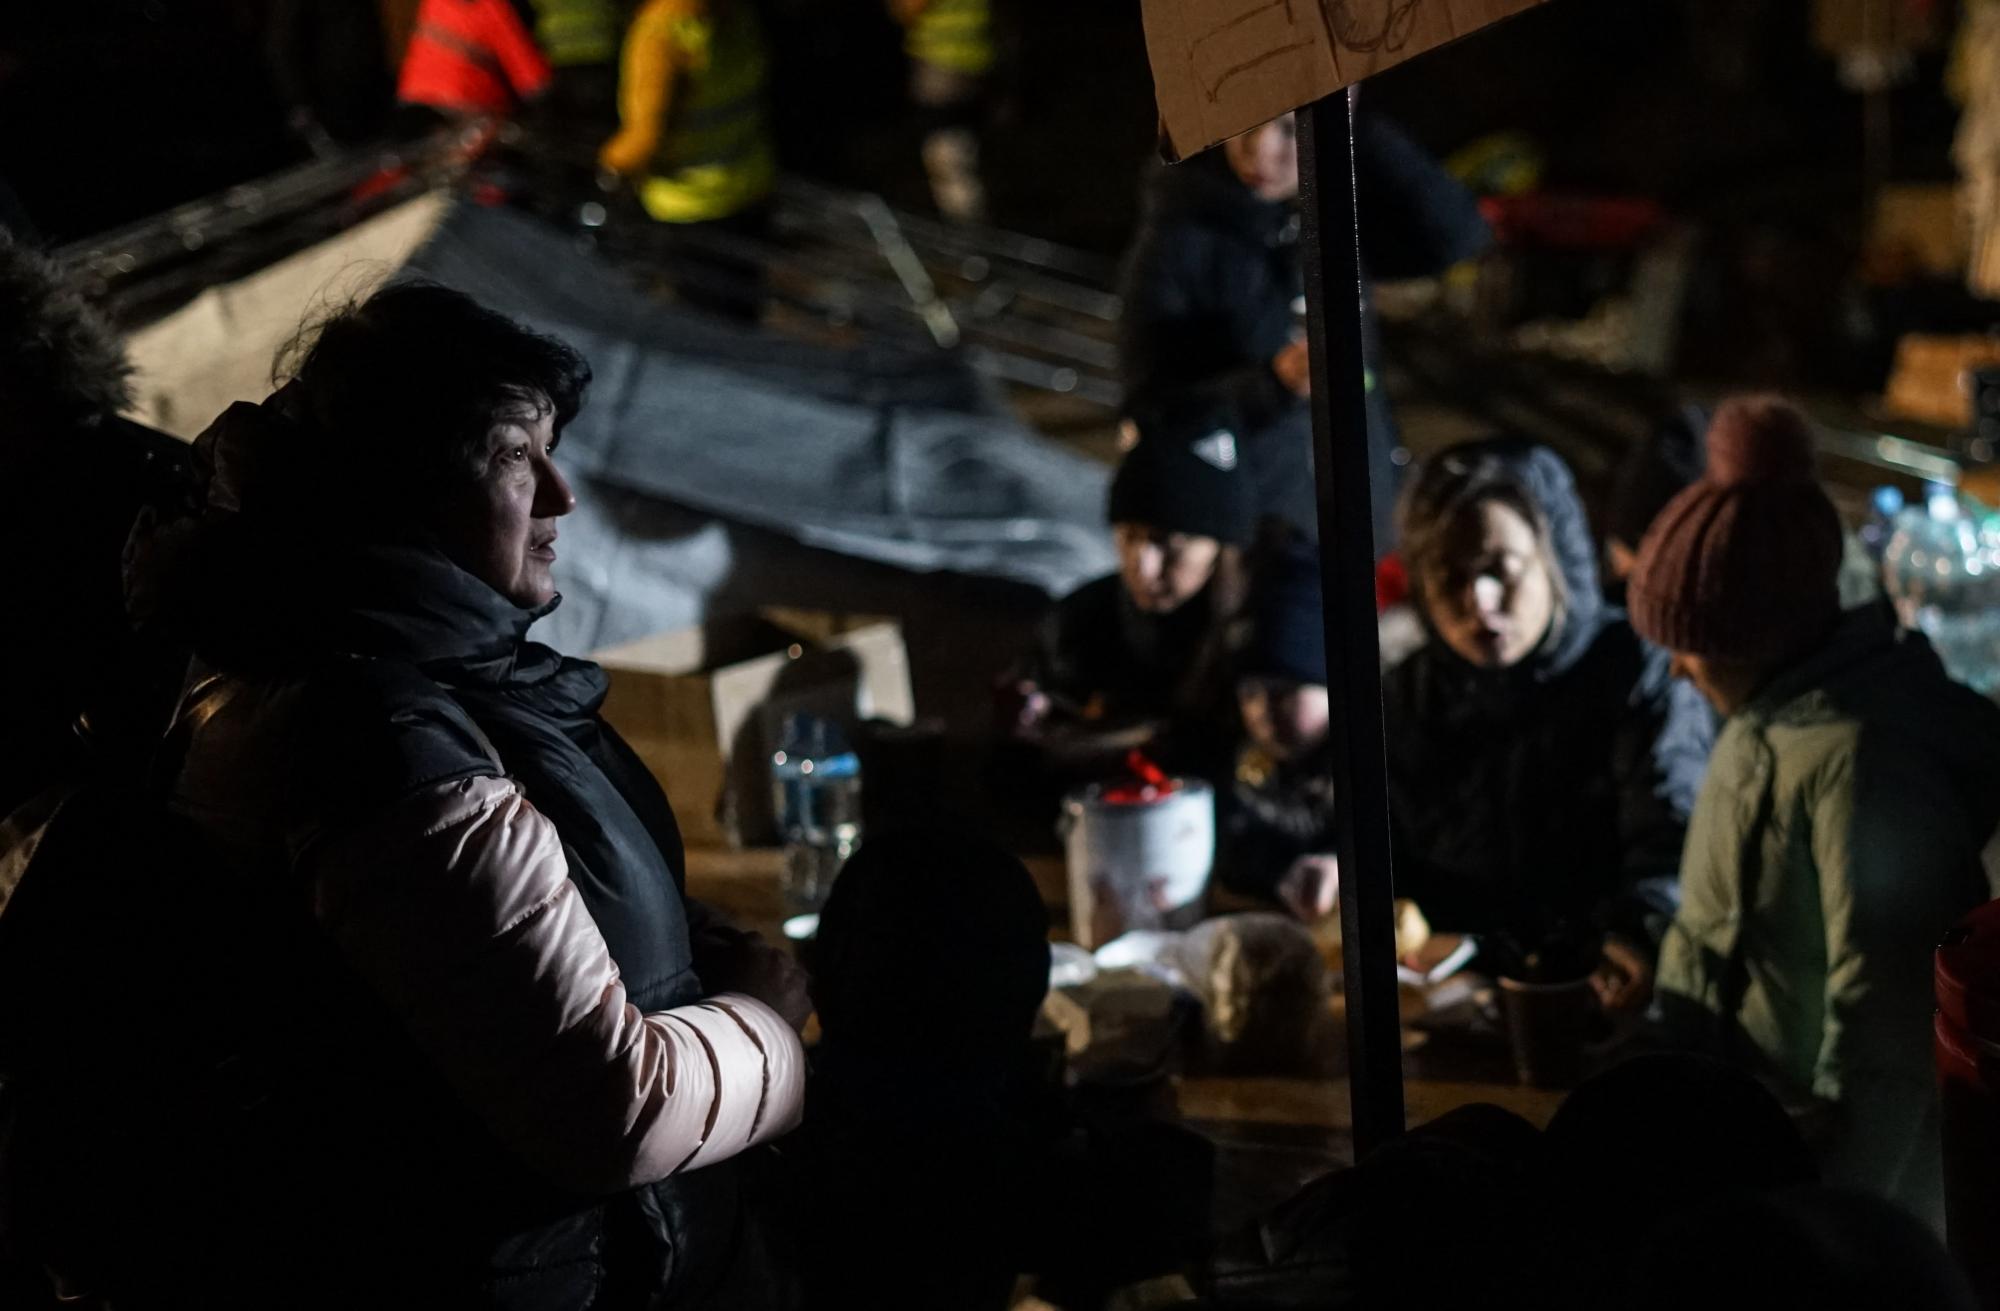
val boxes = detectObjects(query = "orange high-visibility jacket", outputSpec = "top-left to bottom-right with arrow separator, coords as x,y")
397,0 -> 553,116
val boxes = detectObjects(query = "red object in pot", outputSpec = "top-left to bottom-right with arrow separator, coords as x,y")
1375,552 -> 1408,614
1936,898 -> 2000,1304
1101,749 -> 1180,805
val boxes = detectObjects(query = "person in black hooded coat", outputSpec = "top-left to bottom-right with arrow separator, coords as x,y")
1383,439 -> 1714,997
0,234 -> 192,821
1118,107 -> 1490,548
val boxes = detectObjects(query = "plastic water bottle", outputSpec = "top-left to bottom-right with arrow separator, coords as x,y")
1884,483 -> 2000,694
770,714 -> 863,914
1859,484 -> 1905,561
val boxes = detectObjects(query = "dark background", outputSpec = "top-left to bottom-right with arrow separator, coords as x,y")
0,0 -> 1957,247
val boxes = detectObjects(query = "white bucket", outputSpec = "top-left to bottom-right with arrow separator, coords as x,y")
1061,779 -> 1215,948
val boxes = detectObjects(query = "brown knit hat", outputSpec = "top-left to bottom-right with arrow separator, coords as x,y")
1626,396 -> 1845,663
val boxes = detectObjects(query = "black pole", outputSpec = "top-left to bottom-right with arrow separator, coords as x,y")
1297,86 -> 1406,1157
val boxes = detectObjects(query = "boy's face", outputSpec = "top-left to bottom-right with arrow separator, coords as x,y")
1224,113 -> 1300,202
1114,522 -> 1222,614
1238,676 -> 1331,761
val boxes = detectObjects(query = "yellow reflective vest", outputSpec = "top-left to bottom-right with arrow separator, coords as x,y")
607,0 -> 774,223
532,0 -> 622,67
905,0 -> 993,78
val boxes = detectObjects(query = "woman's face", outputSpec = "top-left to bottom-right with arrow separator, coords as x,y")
1421,499 -> 1557,669
1115,522 -> 1222,614
435,403 -> 577,608
1238,676 -> 1331,761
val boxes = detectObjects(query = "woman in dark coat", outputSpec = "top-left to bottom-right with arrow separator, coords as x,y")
62,284 -> 809,1309
1383,439 -> 1712,995
1235,441 -> 1712,999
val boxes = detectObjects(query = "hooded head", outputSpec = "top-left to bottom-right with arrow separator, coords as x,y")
1398,439 -> 1600,676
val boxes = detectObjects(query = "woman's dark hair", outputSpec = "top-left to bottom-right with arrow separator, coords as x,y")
1397,441 -> 1569,631
276,281 -> 590,496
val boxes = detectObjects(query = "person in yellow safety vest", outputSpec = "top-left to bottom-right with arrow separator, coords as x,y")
530,0 -> 623,67
528,0 -> 624,132
599,0 -> 775,227
889,0 -> 993,223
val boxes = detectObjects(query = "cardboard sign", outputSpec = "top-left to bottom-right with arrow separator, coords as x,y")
1144,0 -> 1549,160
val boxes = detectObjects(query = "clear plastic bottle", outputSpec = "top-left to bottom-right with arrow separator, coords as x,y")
770,714 -> 863,914
1884,483 -> 2000,694
1859,484 -> 1905,561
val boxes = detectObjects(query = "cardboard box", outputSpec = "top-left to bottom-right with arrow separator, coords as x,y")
1141,0 -> 1547,161
1883,333 -> 2000,429
1869,184 -> 1966,280
1971,208 -> 2000,301
594,610 -> 915,849
1814,0 -> 1940,58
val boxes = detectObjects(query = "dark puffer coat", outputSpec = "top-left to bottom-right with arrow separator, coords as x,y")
60,399 -> 802,1309
1382,443 -> 1713,956
1118,112 -> 1490,547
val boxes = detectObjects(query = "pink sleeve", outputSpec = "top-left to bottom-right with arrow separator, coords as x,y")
483,0 -> 554,100
307,775 -> 804,1193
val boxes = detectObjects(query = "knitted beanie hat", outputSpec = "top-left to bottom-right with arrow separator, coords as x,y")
1626,396 -> 1844,663
1107,408 -> 1255,547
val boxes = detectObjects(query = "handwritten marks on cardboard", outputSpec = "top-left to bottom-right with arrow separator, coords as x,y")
1143,0 -> 1549,159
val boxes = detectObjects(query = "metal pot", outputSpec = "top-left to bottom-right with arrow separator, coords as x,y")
1060,777 -> 1215,948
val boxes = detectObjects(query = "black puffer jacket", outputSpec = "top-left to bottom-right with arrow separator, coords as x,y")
1382,443 -> 1712,956
1118,112 -> 1490,547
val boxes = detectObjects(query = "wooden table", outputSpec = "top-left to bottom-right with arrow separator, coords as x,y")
1178,1075 -> 1562,1135
685,844 -> 1069,942
686,845 -> 1564,1153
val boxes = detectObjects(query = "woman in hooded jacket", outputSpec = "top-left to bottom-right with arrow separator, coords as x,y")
1378,440 -> 1711,1002
95,284 -> 809,1309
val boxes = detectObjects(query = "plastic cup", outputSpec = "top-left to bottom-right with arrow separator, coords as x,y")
1498,974 -> 1595,1088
